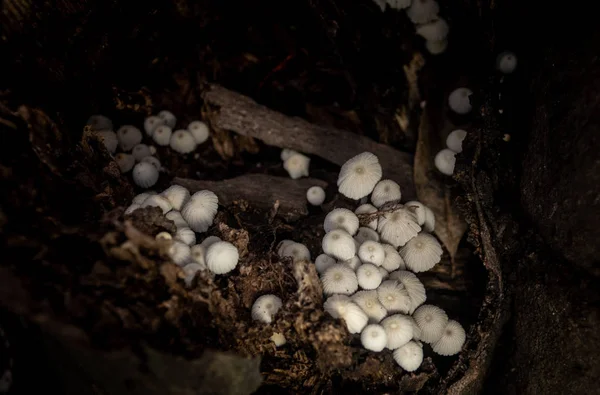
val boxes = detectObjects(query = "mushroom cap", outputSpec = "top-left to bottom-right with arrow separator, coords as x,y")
161,185 -> 191,211
95,130 -> 118,153
393,340 -> 423,372
144,115 -> 163,136
357,263 -> 384,290
352,290 -> 388,323
132,144 -> 153,162
413,304 -> 449,343
323,294 -> 352,319
277,240 -> 295,257
337,152 -> 383,200
378,266 -> 389,279
324,295 -> 368,333
339,255 -> 362,271
158,110 -> 177,128
377,280 -> 411,314
280,148 -> 299,161
165,210 -> 189,230
181,190 -> 219,233
281,242 -> 311,263
361,324 -> 388,352
205,241 -> 239,274
448,87 -> 473,115
315,254 -> 337,274
152,125 -> 172,146
306,186 -> 326,206
141,194 -> 173,214
388,270 -> 427,313
358,241 -> 385,266
377,209 -> 421,248
354,226 -> 380,245
446,129 -> 467,153
141,156 -> 161,170
404,201 -> 427,226
324,208 -> 360,235
407,0 -> 440,24
381,314 -> 414,349
175,227 -> 196,246
321,264 -> 359,295
283,153 -> 310,179
168,241 -> 192,266
381,244 -> 406,272
416,18 -> 449,42
496,51 -> 517,74
322,229 -> 356,261
355,203 -> 378,230
87,114 -> 113,131
371,179 -> 402,208
116,125 -> 143,151
170,129 -> 197,154
188,120 -> 210,144
251,294 -> 283,324
432,320 -> 466,355
190,238 -> 221,268
132,162 -> 159,188
423,206 -> 435,232
182,263 -> 204,287
155,231 -> 172,241
435,148 -> 457,176
115,153 -> 135,173
425,38 -> 448,55
399,233 -> 443,272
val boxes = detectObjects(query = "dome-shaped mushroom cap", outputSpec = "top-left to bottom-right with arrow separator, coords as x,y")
496,51 -> 517,74
381,244 -> 406,271
358,241 -> 385,266
95,130 -> 118,153
361,324 -> 388,352
168,241 -> 192,266
324,295 -> 368,334
116,125 -> 143,152
165,210 -> 189,230
371,179 -> 402,208
393,340 -> 423,372
413,304 -> 449,343
175,227 -> 196,246
378,266 -> 389,279
284,153 -> 310,179
141,194 -> 173,214
188,121 -> 210,144
205,241 -> 239,274
381,314 -> 414,349
324,208 -> 360,235
181,190 -> 219,233
190,236 -> 221,268
352,290 -> 387,323
399,233 -> 443,272
426,38 -> 448,55
155,232 -> 172,241
322,229 -> 356,261
182,263 -> 204,287
170,130 -> 197,154
404,201 -> 426,226
144,115 -> 162,136
416,18 -> 449,42
158,110 -> 177,128
270,332 -> 287,347
337,152 -> 383,200
407,0 -> 440,24
132,192 -> 155,205
124,204 -> 141,215
201,235 -> 222,249
87,114 -> 113,131
323,294 -> 351,318
132,162 -> 159,188
387,0 -> 411,10
161,185 -> 191,211
355,203 -> 378,230
152,125 -> 172,146
354,227 -> 380,245
132,144 -> 152,161
357,263 -> 384,290
423,206 -> 435,232
339,255 -> 361,271
448,87 -> 473,115
377,209 -> 421,248
388,270 -> 426,313
434,148 -> 456,176
321,264 -> 359,295
315,254 -> 337,274
251,294 -> 283,324
306,186 -> 326,206
277,240 -> 295,257
280,148 -> 299,161
432,320 -> 466,355
141,156 -> 161,170
446,129 -> 467,153
116,153 -> 135,173
281,242 -> 311,263
377,280 -> 411,314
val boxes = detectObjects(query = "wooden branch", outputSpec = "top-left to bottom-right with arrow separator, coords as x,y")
173,174 -> 327,221
202,84 -> 416,199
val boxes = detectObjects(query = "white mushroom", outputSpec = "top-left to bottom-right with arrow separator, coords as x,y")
251,294 -> 283,324
168,241 -> 192,266
358,241 -> 385,266
407,0 -> 440,24
277,240 -> 295,257
354,227 -> 380,245
158,110 -> 177,128
87,114 -> 113,131
446,129 -> 467,153
322,230 -> 356,261
95,130 -> 118,153
371,180 -> 402,208
393,340 -> 423,371
381,314 -> 414,349
182,263 -> 203,287
175,227 -> 196,246
124,204 -> 141,215
205,241 -> 239,274
281,242 -> 311,263
432,320 -> 466,355
165,210 -> 189,229
388,270 -> 426,313
144,116 -> 163,136
339,255 -> 362,271
416,18 -> 449,42
132,144 -> 152,161
357,263 -> 384,290
188,121 -> 210,144
448,87 -> 473,115
270,332 -> 287,347
377,280 -> 411,314
337,152 -> 382,200
381,244 -> 406,272
161,185 -> 191,211
352,290 -> 388,323
132,162 -> 159,188
321,264 -> 359,295
141,194 -> 172,214
306,186 -> 326,206
170,129 -> 197,154
423,206 -> 435,232
280,148 -> 298,161
377,209 -> 421,248
413,304 -> 449,343
152,125 -> 172,146
361,324 -> 388,352
355,203 -> 378,230
324,208 -> 359,235
496,51 -> 517,74
315,254 -> 337,274
115,153 -> 135,173
155,232 -> 172,241
141,156 -> 161,170
435,148 -> 457,176
116,125 -> 142,151
323,295 -> 368,334
181,190 -> 219,233
426,38 -> 448,55
132,192 -> 155,205
283,152 -> 310,179
404,201 -> 426,226
399,233 -> 443,272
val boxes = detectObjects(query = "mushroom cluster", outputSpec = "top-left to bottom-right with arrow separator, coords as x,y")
125,184 -> 239,284
87,112 -> 211,189
314,152 -> 466,371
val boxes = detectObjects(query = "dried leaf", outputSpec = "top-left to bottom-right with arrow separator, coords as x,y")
414,108 -> 467,262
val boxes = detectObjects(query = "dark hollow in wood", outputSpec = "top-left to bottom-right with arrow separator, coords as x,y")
202,84 -> 416,199
173,174 -> 327,221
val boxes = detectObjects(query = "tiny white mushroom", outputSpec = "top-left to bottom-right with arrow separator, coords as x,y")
371,179 -> 402,208
141,194 -> 173,214
381,314 -> 414,349
432,320 -> 466,356
170,129 -> 197,154
306,186 -> 326,206
354,227 -> 380,245
448,87 -> 473,115
377,209 -> 421,248
188,121 -> 210,144
496,51 -> 517,74
87,114 -> 113,131
281,242 -> 311,263
283,152 -> 310,179
158,110 -> 176,128
155,232 -> 172,241
95,130 -> 118,153
339,255 -> 361,271
205,241 -> 239,274
426,38 -> 448,55
115,153 -> 135,173
404,201 -> 426,226
270,332 -> 287,346
132,144 -> 152,162
388,270 -> 427,313
423,206 -> 435,232
413,304 -> 449,343
161,185 -> 191,211
393,341 -> 423,372
377,280 -> 411,314
152,125 -> 172,146
175,227 -> 196,246
165,210 -> 189,229
358,241 -> 385,266
324,208 -> 360,235
141,156 -> 161,170
322,229 -> 356,261
321,264 -> 359,295
354,203 -> 378,230
132,162 -> 159,188
381,244 -> 406,272
407,0 -> 440,24
280,148 -> 298,161
277,240 -> 295,257
144,115 -> 163,136
116,125 -> 143,151
352,290 -> 388,323
337,152 -> 383,200
399,233 -> 443,272
416,18 -> 449,42
251,294 -> 283,324
361,324 -> 388,352
323,295 -> 368,334
435,148 -> 457,176
315,254 -> 337,274
168,241 -> 192,266
133,192 -> 155,205
181,190 -> 219,233
357,263 -> 383,290
446,129 -> 467,153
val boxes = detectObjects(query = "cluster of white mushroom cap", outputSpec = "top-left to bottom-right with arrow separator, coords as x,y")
124,184 -> 239,284
87,111 -> 211,189
289,152 -> 465,371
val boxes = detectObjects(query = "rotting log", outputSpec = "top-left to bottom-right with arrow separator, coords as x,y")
202,84 -> 416,200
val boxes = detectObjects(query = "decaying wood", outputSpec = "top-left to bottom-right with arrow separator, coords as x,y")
201,84 -> 416,199
174,174 -> 327,221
